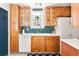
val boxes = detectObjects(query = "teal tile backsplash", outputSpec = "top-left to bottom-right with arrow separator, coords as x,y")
20,26 -> 55,33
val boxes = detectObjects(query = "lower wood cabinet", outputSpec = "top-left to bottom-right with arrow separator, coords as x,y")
31,36 -> 45,52
46,36 -> 60,52
39,37 -> 46,52
31,36 -> 60,52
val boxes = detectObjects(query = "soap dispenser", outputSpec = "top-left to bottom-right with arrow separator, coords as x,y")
22,29 -> 25,34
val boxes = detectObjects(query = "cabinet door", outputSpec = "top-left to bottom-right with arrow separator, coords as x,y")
39,36 -> 45,52
25,7 -> 31,26
31,36 -> 40,52
31,36 -> 45,52
54,7 -> 62,17
10,34 -> 19,53
45,7 -> 56,26
46,36 -> 60,52
71,3 -> 79,28
10,4 -> 20,53
54,7 -> 71,17
63,7 -> 71,17
20,7 -> 30,26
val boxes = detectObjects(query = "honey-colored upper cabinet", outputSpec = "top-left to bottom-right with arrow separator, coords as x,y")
45,7 -> 56,26
45,6 -> 71,26
10,4 -> 20,53
71,3 -> 79,28
20,6 -> 30,26
54,7 -> 71,17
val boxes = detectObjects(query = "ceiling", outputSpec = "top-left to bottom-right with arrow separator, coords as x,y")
19,3 -> 71,7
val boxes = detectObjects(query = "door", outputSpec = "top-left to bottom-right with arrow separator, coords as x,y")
0,8 -> 8,56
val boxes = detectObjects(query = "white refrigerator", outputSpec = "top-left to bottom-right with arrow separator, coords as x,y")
55,17 -> 72,39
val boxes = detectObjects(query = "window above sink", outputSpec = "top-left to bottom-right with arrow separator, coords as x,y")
30,3 -> 45,29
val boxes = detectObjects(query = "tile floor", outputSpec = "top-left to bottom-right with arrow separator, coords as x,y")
9,52 -> 61,56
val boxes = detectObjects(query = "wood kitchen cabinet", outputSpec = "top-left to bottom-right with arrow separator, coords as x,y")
60,41 -> 79,56
39,37 -> 46,52
71,3 -> 79,28
31,36 -> 45,52
45,7 -> 56,26
20,6 -> 30,26
45,6 -> 71,26
46,36 -> 60,52
10,4 -> 20,53
31,36 -> 60,52
31,36 -> 40,52
54,7 -> 71,17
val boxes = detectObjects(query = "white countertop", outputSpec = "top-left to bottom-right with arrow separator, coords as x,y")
19,33 -> 60,36
61,39 -> 79,49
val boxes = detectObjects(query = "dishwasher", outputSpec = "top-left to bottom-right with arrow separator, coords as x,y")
19,34 -> 31,52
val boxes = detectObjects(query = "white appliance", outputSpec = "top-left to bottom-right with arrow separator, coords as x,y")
19,34 -> 31,52
55,17 -> 72,39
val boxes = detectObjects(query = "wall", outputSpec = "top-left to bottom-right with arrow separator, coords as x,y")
0,3 -> 10,55
71,4 -> 79,39
0,4 -> 9,10
71,28 -> 79,39
71,4 -> 79,28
